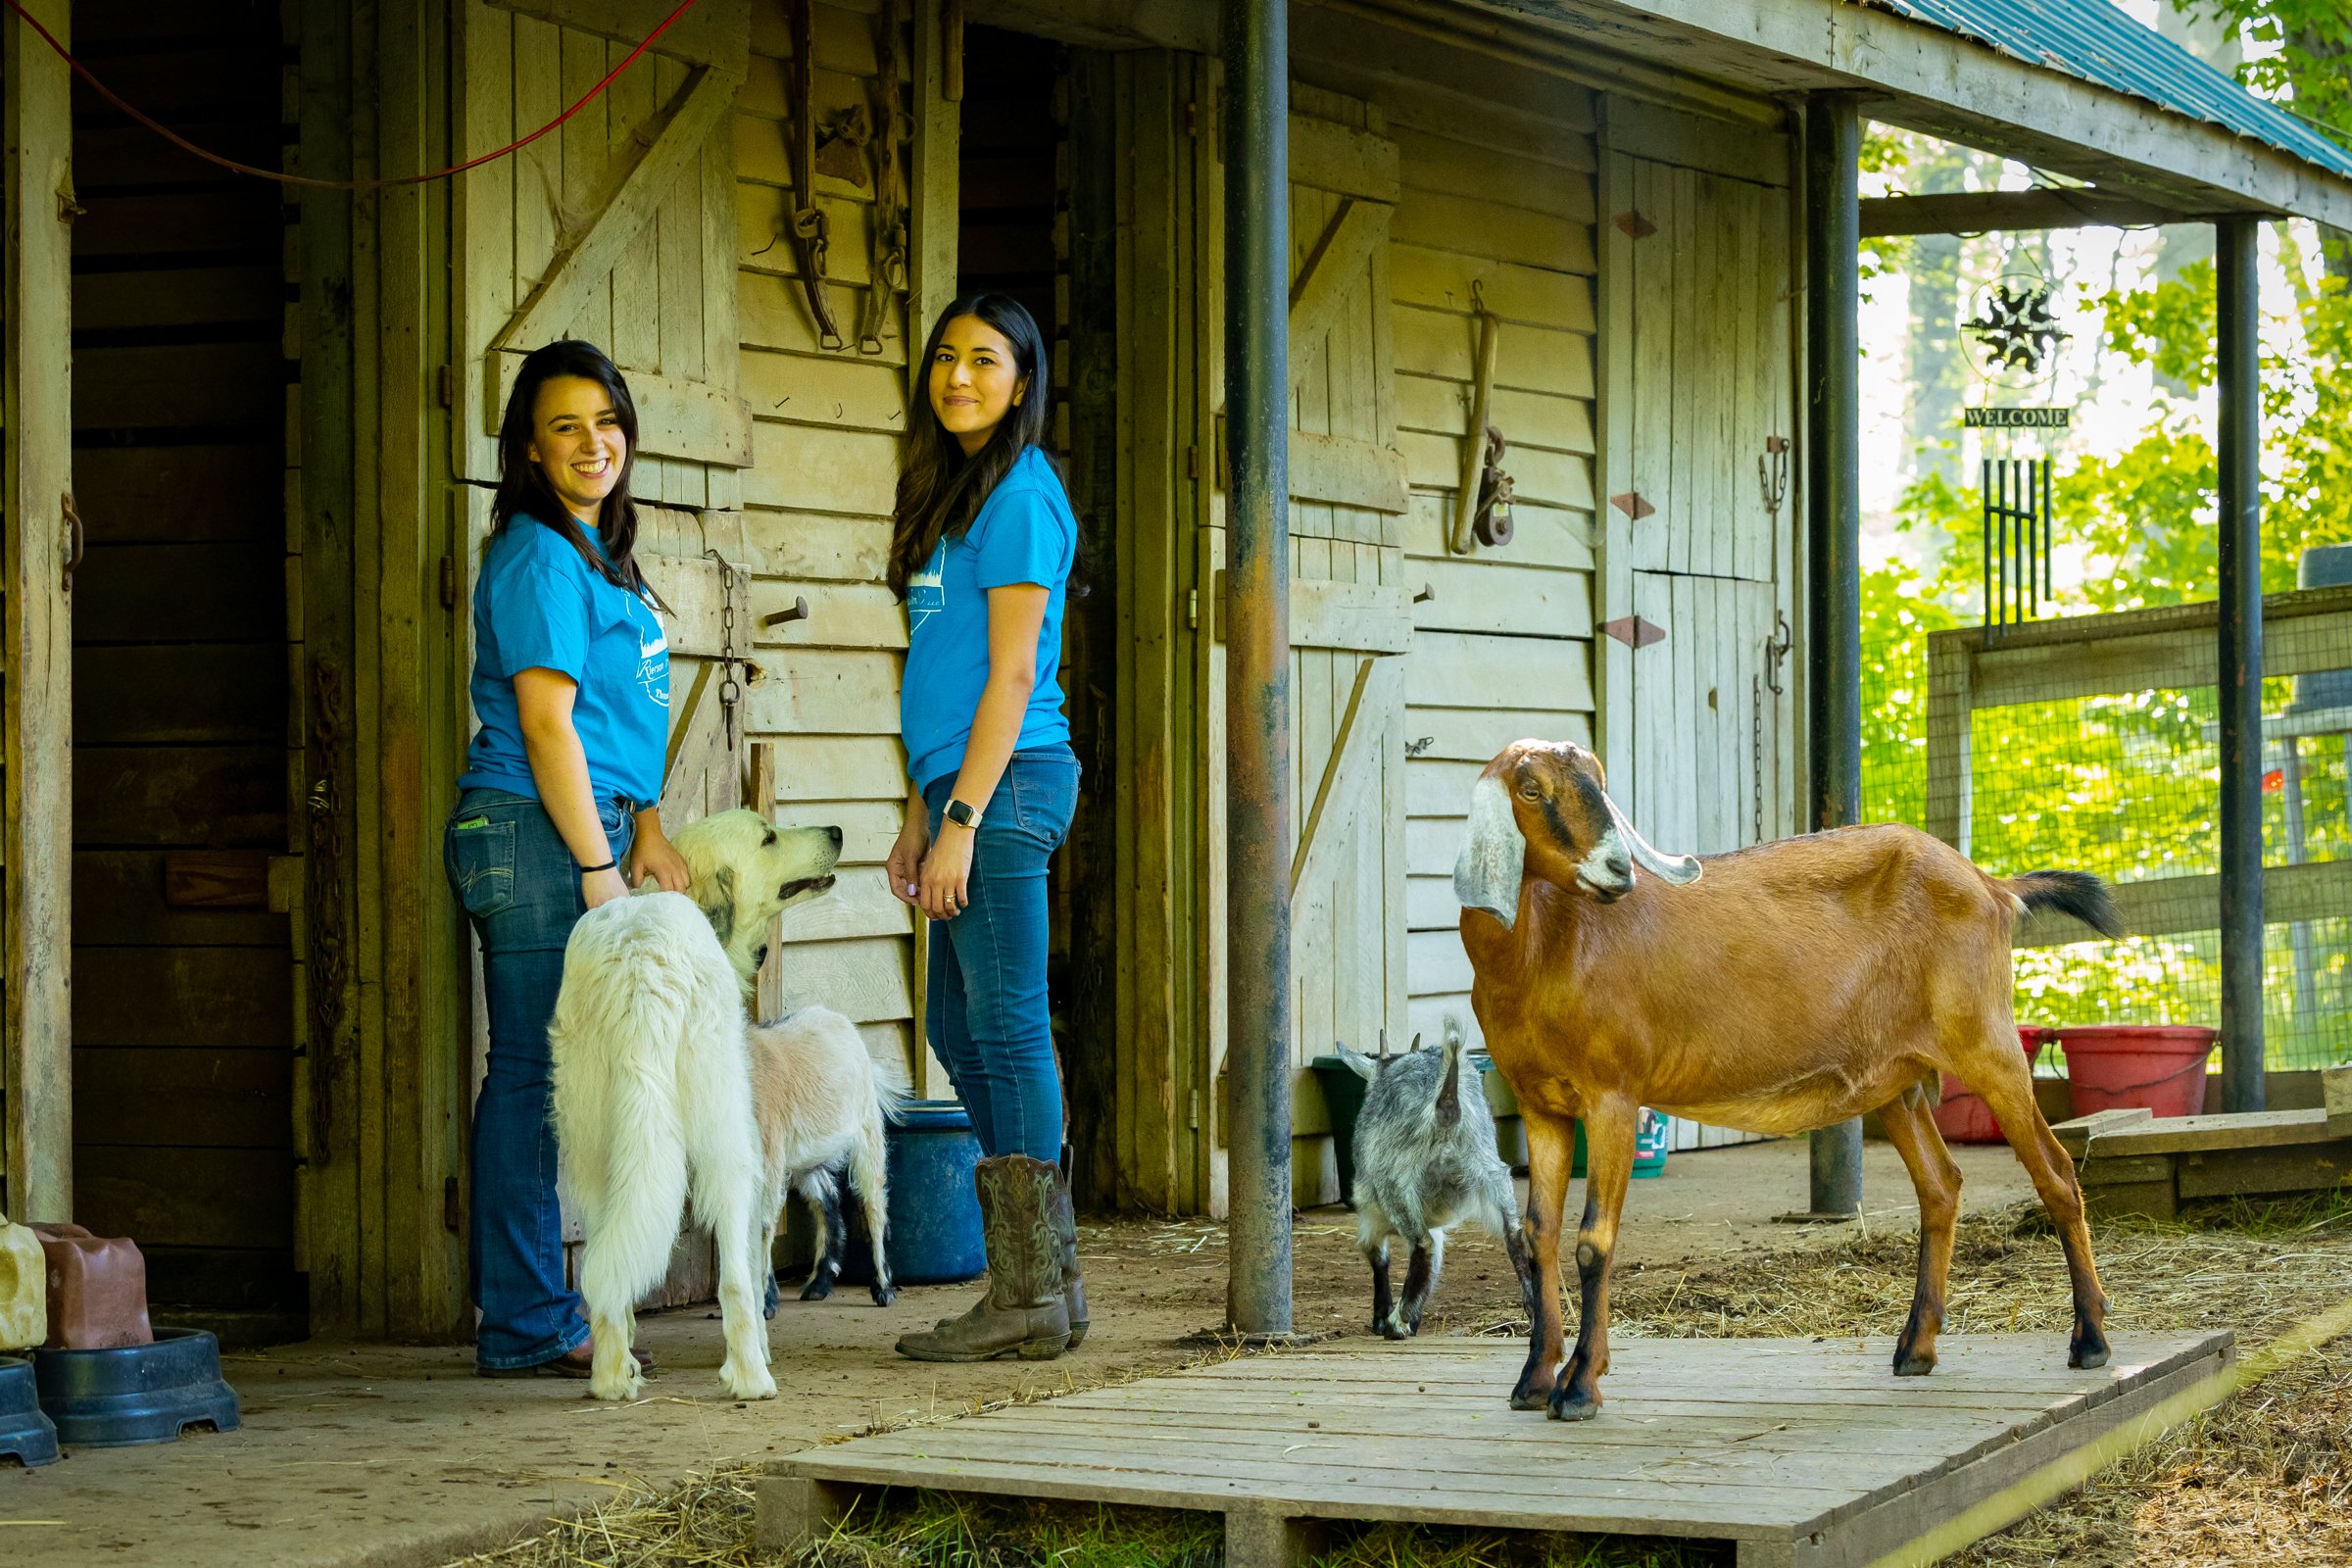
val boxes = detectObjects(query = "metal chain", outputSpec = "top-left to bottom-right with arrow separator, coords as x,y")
1751,672 -> 1764,846
709,548 -> 742,750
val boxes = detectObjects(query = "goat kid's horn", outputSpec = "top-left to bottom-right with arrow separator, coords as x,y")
1453,775 -> 1527,930
1599,788 -> 1703,886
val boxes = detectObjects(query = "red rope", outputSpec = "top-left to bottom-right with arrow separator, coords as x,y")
1,0 -> 702,191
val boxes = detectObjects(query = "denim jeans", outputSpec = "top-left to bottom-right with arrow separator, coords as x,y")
922,746 -> 1078,1164
444,787 -> 633,1369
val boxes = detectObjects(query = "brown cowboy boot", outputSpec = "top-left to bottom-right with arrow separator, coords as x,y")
928,1150 -> 1086,1345
1049,1159 -> 1088,1349
895,1155 -> 1069,1362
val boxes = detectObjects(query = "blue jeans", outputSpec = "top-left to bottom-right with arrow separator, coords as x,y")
444,788 -> 634,1370
923,747 -> 1078,1164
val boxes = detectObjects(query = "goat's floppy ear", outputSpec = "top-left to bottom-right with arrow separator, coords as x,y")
1454,776 -> 1526,929
1598,788 -> 1702,886
1335,1043 -> 1380,1082
696,864 -> 739,947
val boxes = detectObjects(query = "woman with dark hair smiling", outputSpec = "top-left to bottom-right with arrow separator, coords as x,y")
884,295 -> 1084,1363
445,339 -> 688,1378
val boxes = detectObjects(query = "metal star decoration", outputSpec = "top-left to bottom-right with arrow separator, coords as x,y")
1964,282 -> 2070,374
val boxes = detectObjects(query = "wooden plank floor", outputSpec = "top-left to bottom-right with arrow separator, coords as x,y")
760,1331 -> 2230,1568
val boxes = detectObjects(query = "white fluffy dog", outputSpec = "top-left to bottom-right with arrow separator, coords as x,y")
548,808 -> 897,1402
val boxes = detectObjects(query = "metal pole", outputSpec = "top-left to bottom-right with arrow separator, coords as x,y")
1223,0 -> 1294,1336
1803,93 -> 1864,1218
2216,214 -> 2265,1113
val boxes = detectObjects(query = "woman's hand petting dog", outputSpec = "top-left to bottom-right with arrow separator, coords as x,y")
628,814 -> 693,895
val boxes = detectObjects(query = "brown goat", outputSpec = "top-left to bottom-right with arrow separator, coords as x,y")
1453,739 -> 2123,1421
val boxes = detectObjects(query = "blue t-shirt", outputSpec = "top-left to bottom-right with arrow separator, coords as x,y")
459,515 -> 671,807
901,446 -> 1078,792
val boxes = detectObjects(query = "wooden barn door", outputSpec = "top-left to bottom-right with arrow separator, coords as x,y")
1201,85 -> 1414,1208
451,1 -> 757,1307
1277,91 -> 1411,1204
1602,148 -> 1796,1152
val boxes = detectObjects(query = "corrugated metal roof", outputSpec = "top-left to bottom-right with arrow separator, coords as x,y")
1869,0 -> 2352,180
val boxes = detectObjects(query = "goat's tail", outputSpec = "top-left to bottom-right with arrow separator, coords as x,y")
2005,869 -> 2126,940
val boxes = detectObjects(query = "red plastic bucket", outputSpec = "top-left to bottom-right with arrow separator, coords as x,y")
2058,1025 -> 2217,1119
1931,1026 -> 2045,1145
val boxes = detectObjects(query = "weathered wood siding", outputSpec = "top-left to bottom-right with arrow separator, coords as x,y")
1338,77 -> 1603,1065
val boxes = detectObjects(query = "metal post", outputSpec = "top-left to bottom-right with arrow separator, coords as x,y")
1223,0 -> 1294,1336
2215,214 -> 2264,1113
1802,93 -> 1863,1219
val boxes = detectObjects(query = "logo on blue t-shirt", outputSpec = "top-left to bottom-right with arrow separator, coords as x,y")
907,541 -> 946,635
627,599 -> 670,708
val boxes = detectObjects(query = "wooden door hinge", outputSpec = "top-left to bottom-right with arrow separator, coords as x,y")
1601,614 -> 1667,649
439,554 -> 457,609
1609,491 -> 1655,521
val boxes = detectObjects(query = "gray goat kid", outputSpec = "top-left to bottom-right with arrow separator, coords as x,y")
1338,1033 -> 1536,1339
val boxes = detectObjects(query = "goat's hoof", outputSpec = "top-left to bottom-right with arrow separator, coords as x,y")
721,1364 -> 778,1401
1892,1350 -> 1936,1377
1509,1387 -> 1550,1412
869,1284 -> 897,1307
1547,1387 -> 1602,1422
2070,1339 -> 2110,1371
1379,1323 -> 1410,1342
799,1275 -> 836,1302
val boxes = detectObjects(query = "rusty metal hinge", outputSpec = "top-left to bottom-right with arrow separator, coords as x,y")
438,555 -> 457,610
1186,444 -> 1200,480
1609,491 -> 1655,521
1601,614 -> 1667,650
1615,210 -> 1656,239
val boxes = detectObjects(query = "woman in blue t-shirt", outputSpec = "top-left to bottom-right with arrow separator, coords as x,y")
445,340 -> 689,1378
884,295 -> 1084,1363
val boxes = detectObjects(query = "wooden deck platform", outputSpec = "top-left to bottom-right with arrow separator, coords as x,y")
2057,1105 -> 2352,1219
757,1331 -> 2231,1568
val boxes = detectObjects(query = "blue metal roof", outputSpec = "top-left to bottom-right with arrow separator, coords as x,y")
1869,0 -> 2352,180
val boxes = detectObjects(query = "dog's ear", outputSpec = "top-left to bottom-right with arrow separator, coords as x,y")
696,864 -> 738,948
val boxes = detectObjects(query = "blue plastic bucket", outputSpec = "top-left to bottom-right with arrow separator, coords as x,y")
0,1356 -> 60,1466
32,1328 -> 239,1448
1571,1109 -> 1672,1179
836,1101 -> 987,1286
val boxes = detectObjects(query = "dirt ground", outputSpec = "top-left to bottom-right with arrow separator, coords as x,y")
3,1139 -> 2027,1567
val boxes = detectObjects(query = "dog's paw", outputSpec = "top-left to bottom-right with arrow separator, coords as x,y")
588,1369 -> 642,1402
721,1361 -> 778,1401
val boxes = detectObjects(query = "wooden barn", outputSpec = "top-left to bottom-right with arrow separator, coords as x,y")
3,0 -> 2347,1343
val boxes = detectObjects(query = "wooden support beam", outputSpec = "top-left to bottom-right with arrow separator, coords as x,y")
1859,188 -> 2188,236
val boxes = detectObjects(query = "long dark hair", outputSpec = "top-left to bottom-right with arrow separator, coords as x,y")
491,339 -> 663,610
888,294 -> 1055,600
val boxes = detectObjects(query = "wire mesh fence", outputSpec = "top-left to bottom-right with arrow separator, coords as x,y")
1865,595 -> 2352,1073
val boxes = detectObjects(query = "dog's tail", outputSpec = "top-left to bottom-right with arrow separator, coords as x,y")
551,912 -> 696,1313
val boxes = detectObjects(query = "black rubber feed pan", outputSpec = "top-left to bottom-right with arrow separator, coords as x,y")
0,1356 -> 60,1466
33,1328 -> 240,1448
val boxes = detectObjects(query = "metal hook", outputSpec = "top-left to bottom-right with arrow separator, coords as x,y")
762,595 -> 811,629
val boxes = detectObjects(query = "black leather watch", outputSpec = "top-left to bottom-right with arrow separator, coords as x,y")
943,798 -> 984,830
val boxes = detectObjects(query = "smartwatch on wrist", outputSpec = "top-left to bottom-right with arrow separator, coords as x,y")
942,799 -> 983,830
